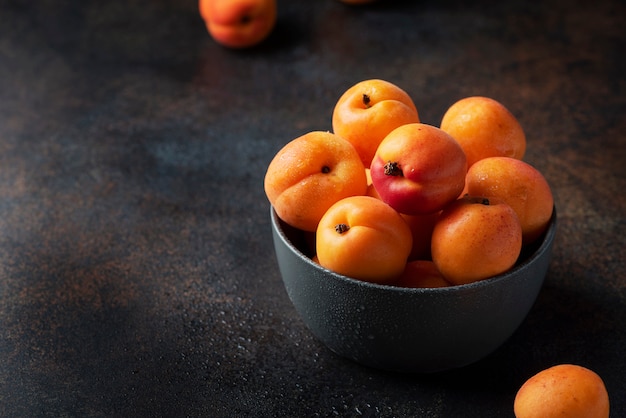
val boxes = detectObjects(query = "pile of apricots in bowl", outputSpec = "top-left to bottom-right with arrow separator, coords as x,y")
265,79 -> 555,288
264,78 -> 562,377
264,78 -> 564,375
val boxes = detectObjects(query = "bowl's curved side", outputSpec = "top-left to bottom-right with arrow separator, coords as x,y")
271,206 -> 557,373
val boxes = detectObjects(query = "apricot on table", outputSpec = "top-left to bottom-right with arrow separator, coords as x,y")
316,196 -> 413,284
264,131 -> 367,232
199,0 -> 277,49
514,364 -> 610,418
332,79 -> 420,167
440,96 -> 526,168
466,156 -> 554,244
431,195 -> 523,285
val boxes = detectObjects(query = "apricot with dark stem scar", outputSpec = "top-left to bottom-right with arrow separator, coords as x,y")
264,130 -> 367,232
332,79 -> 419,167
384,161 -> 402,176
316,195 -> 413,283
362,94 -> 371,108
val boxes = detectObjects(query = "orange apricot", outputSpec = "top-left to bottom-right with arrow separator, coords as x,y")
401,212 -> 439,261
370,123 -> 467,215
466,156 -> 554,244
431,195 -> 522,285
364,168 -> 381,199
332,79 -> 420,167
264,131 -> 367,232
514,364 -> 610,418
199,0 -> 277,49
440,96 -> 526,168
392,260 -> 450,288
316,196 -> 413,283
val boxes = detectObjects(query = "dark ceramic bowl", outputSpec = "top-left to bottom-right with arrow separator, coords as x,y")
271,206 -> 557,373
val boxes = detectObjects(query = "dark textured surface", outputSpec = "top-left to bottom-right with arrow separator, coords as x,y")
0,0 -> 624,416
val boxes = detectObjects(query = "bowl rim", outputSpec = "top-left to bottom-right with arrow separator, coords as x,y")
271,204 -> 557,294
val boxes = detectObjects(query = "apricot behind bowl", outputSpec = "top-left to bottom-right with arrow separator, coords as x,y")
270,206 -> 557,373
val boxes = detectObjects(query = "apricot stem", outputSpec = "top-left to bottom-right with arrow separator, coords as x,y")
384,161 -> 403,176
321,165 -> 331,174
335,223 -> 350,234
362,94 -> 371,108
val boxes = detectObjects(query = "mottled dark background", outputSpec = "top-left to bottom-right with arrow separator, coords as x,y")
0,0 -> 624,416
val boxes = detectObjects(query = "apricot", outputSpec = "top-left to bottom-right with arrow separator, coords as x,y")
392,260 -> 450,288
264,131 -> 367,232
370,123 -> 467,215
365,168 -> 381,199
332,79 -> 420,167
199,0 -> 276,49
316,196 -> 413,283
401,212 -> 439,261
514,364 -> 610,418
431,195 -> 522,285
440,96 -> 526,168
466,157 -> 554,244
